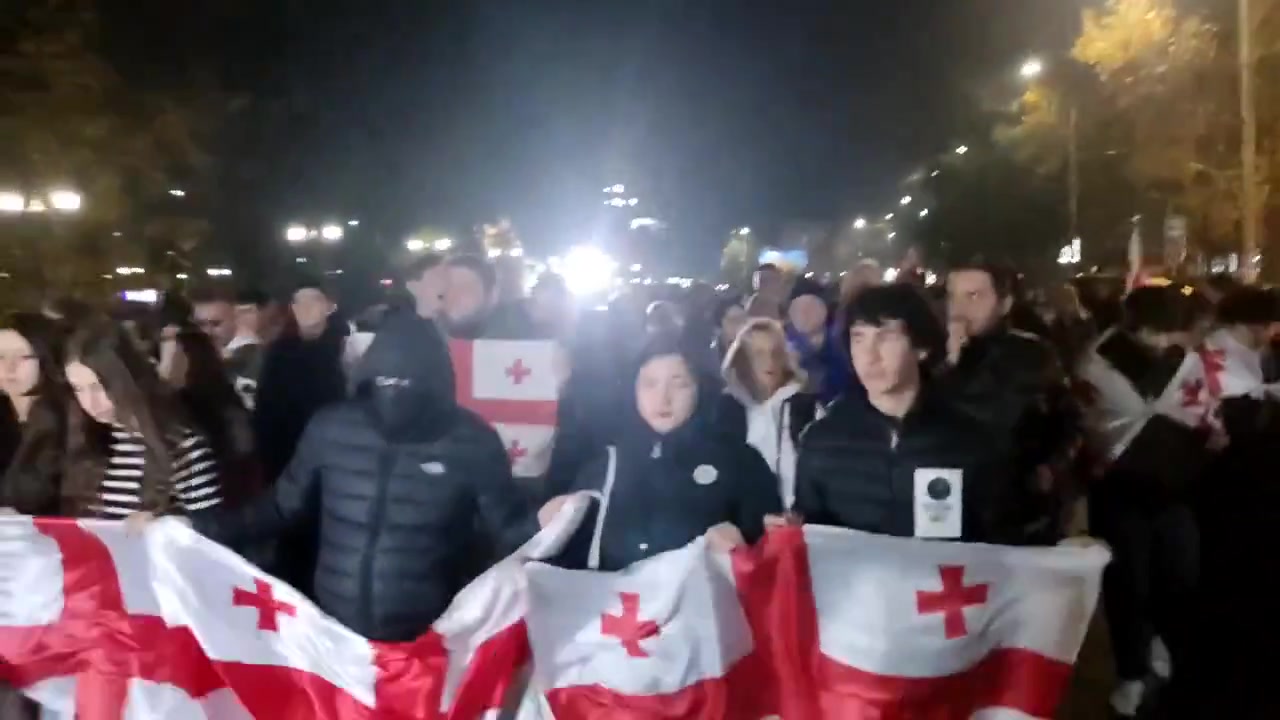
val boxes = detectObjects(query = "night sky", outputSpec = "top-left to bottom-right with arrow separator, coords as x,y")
108,0 -> 1086,272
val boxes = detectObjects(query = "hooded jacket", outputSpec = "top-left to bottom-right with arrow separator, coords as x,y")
553,339 -> 783,572
196,312 -> 537,641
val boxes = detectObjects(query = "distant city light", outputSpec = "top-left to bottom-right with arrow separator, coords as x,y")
1019,57 -> 1044,80
122,289 -> 159,304
176,273 -> 189,280
955,145 -> 969,155
630,217 -> 661,230
206,267 -> 233,277
48,189 -> 82,212
853,217 -> 868,230
919,209 -> 929,218
405,238 -> 427,252
320,224 -> 344,242
115,267 -> 145,276
509,247 -> 525,257
887,232 -> 897,240
630,263 -> 643,272
607,197 -> 627,207
611,184 -> 625,193
295,257 -> 307,263
347,219 -> 359,226
112,231 -> 123,237
486,248 -> 502,259
562,245 -> 618,296
883,268 -> 900,283
0,192 -> 24,213
737,227 -> 752,235
885,213 -> 895,221
168,189 -> 186,198
931,170 -> 941,177
900,195 -> 913,206
285,225 -> 308,243
627,198 -> 639,207
433,238 -> 453,251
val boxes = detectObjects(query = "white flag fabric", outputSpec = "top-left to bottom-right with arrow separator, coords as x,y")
1077,330 -> 1212,459
753,526 -> 1108,720
0,494 -> 592,719
524,540 -> 760,718
449,339 -> 565,478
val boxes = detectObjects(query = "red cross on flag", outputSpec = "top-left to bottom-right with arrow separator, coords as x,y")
449,339 -> 562,478
752,526 -> 1108,718
0,495 -> 594,719
522,537 -> 762,718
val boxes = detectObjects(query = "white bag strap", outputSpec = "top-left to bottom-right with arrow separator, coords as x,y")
586,445 -> 618,571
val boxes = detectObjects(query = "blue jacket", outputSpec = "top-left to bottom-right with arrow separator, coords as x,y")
786,324 -> 852,405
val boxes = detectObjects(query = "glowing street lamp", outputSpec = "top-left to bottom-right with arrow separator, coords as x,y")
168,189 -> 186,198
884,213 -> 895,221
1019,57 -> 1044,80
405,238 -> 427,252
285,225 -> 308,243
48,189 -> 82,212
853,217 -> 868,230
919,208 -> 930,218
432,238 -> 453,251
347,219 -> 360,226
955,145 -> 969,155
0,192 -> 25,214
900,195 -> 913,206
319,224 -> 344,242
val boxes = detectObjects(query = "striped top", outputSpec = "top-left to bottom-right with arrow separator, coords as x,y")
92,427 -> 224,518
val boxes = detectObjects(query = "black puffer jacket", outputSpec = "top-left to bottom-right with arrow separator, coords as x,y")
794,388 -> 1027,544
198,313 -> 537,641
553,339 -> 783,571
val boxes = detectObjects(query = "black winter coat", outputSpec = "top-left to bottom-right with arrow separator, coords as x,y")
794,389 -> 1026,544
554,422 -> 782,572
199,314 -> 538,641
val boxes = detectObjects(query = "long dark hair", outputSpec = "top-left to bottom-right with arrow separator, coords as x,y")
0,312 -> 68,514
63,317 -> 191,515
173,328 -> 249,464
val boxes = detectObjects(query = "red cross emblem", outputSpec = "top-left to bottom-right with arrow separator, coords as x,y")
506,440 -> 529,463
233,578 -> 297,632
600,592 -> 661,658
916,565 -> 989,640
505,359 -> 532,385
1180,378 -> 1204,409
0,520 -> 222,718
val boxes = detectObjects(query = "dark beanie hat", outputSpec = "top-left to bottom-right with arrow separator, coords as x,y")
789,277 -> 826,304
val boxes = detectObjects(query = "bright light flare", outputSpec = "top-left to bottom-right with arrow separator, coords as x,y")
206,267 -> 233,277
0,192 -> 24,214
405,238 -> 427,252
561,245 -> 618,296
168,189 -> 186,197
919,209 -> 929,218
853,217 -> 868,230
285,225 -> 308,243
320,224 -> 344,242
433,238 -> 453,251
900,195 -> 912,206
955,145 -> 969,155
1019,58 -> 1044,80
48,189 -> 81,212
883,268 -> 900,283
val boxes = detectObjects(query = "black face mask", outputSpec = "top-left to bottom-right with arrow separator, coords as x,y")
369,376 -> 428,432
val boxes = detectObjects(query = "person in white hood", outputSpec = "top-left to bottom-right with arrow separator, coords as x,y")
719,317 -> 821,507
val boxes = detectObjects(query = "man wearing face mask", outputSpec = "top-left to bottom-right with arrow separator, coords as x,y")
194,311 -> 537,641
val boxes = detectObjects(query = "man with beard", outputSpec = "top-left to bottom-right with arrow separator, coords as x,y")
940,261 -> 1078,544
442,254 -> 534,340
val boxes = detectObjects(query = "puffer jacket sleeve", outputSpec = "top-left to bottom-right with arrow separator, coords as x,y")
468,424 -> 541,557
194,410 -> 325,547
731,447 -> 784,544
792,423 -> 835,526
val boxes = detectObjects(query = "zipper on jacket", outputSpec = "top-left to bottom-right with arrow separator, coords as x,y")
359,446 -> 397,633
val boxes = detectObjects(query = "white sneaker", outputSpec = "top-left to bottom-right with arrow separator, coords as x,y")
1149,636 -> 1171,680
1109,679 -> 1146,717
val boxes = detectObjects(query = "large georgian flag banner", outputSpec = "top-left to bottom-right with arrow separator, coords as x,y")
519,524 -> 1108,720
1,499 -> 1107,719
0,494 -> 592,719
449,339 -> 564,479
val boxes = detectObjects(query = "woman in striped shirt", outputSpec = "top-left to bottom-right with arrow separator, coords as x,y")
62,319 -> 223,520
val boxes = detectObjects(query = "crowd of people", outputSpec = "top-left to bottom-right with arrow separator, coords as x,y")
1,249 -> 1276,718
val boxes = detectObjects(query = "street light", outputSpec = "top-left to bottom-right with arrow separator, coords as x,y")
900,195 -> 913,206
884,213 -> 895,221
0,192 -> 24,214
285,225 -> 308,243
320,224 -> 344,242
853,217 -> 868,230
48,189 -> 82,212
347,219 -> 359,226
168,189 -> 186,198
738,227 -> 752,235
919,209 -> 929,218
955,145 -> 969,155
887,232 -> 897,240
405,238 -> 427,252
206,267 -> 232,277
1019,57 -> 1044,80
433,238 -> 453,251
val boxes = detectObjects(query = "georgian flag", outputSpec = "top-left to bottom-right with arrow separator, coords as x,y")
518,526 -> 1106,720
1077,330 -> 1215,459
450,340 -> 565,478
0,494 -> 593,719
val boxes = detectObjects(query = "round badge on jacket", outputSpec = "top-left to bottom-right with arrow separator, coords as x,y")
692,465 -> 719,486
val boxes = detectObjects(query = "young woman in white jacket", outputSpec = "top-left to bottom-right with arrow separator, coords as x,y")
718,318 -> 821,508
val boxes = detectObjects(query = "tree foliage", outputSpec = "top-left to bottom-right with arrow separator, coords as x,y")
0,0 -> 233,294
